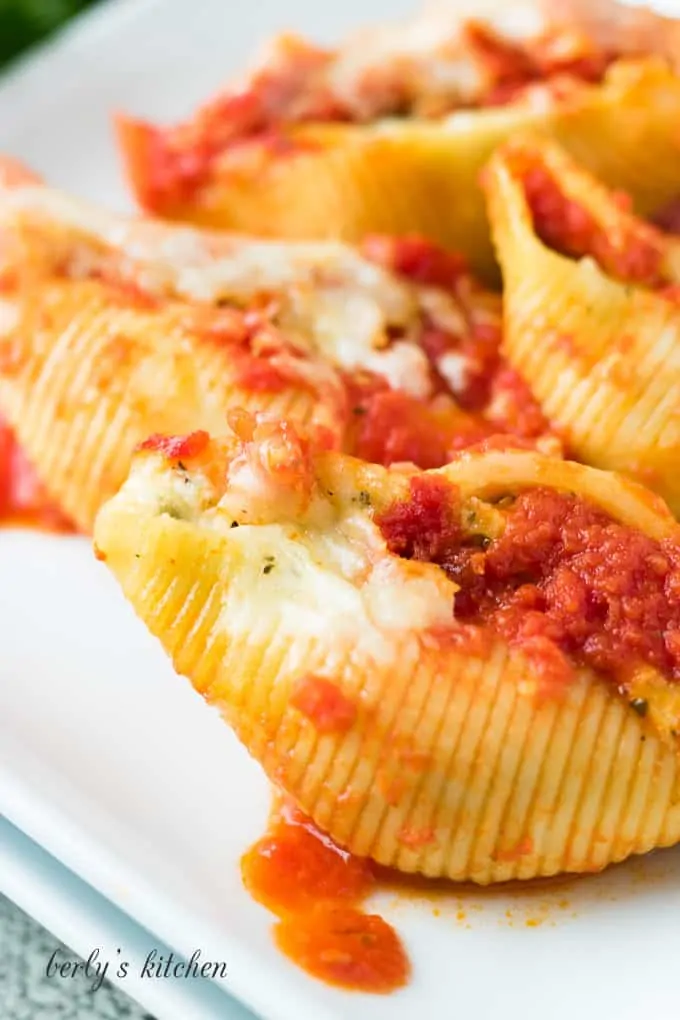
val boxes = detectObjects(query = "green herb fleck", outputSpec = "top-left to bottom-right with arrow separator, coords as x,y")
158,499 -> 185,520
629,698 -> 648,718
358,490 -> 371,507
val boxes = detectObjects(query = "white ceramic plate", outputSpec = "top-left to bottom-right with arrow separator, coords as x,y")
0,816 -> 253,1020
2,2 -> 680,1019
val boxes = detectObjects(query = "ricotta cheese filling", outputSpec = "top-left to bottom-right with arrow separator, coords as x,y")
0,186 -> 488,400
121,448 -> 457,664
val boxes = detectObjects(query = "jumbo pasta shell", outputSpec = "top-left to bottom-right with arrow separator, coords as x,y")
118,58 -> 680,281
0,282 -> 332,533
0,184 -> 351,533
485,137 -> 680,513
95,434 -> 680,884
0,171 -> 555,531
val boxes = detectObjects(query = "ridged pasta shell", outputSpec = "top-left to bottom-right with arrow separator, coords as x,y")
4,176 -> 481,531
94,438 -> 680,883
118,59 -> 680,280
3,283 -> 337,533
485,137 -> 680,514
0,183 -> 351,532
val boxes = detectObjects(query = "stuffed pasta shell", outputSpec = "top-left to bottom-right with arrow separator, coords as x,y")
0,166 -> 553,532
95,414 -> 680,883
484,136 -> 680,513
118,0 -> 680,278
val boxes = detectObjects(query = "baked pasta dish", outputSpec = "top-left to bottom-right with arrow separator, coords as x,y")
3,0 -> 680,1000
118,0 -> 680,276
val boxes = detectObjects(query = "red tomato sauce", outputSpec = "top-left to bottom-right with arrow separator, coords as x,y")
651,197 -> 680,236
658,283 -> 680,305
137,430 -> 210,460
418,319 -> 501,415
522,165 -> 668,287
345,362 -> 553,470
485,365 -> 557,441
343,234 -> 557,466
0,418 -> 74,532
375,475 -> 462,561
290,675 -> 358,734
378,483 -> 680,693
349,385 -> 494,469
361,234 -> 468,292
462,20 -> 615,112
183,304 -> 318,395
116,38 -> 334,211
361,236 -> 555,448
241,799 -> 410,994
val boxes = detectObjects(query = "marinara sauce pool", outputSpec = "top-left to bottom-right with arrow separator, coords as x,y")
0,417 -> 74,532
241,799 -> 410,994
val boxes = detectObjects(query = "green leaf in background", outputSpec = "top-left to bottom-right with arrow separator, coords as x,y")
0,0 -> 100,69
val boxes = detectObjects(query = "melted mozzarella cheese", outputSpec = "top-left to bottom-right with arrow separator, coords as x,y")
123,448 -> 457,662
3,186 -> 447,398
121,455 -> 217,520
309,3 -> 549,117
143,241 -> 434,398
209,456 -> 456,659
211,516 -> 455,663
438,351 -> 472,395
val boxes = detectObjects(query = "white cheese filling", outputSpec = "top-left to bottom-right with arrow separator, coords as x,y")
0,186 -> 482,400
122,451 -> 457,663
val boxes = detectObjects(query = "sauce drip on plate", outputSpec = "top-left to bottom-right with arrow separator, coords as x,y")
241,799 -> 410,994
0,417 -> 74,532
